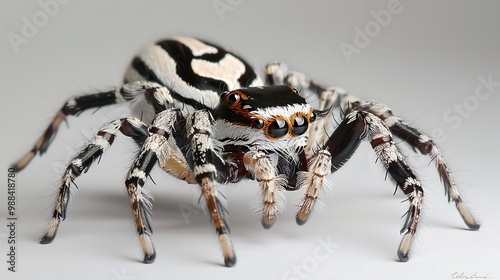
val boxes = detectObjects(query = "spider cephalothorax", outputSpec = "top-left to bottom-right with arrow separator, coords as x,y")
213,86 -> 322,193
13,36 -> 479,267
216,86 -> 315,138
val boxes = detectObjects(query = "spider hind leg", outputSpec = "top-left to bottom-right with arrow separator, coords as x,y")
13,91 -> 118,171
40,117 -> 149,244
13,80 -> 174,171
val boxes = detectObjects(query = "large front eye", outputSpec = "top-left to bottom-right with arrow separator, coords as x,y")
267,118 -> 289,138
292,116 -> 308,136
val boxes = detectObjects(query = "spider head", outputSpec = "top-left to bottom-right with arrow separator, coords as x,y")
214,86 -> 317,142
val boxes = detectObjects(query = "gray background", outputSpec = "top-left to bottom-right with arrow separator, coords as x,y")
1,1 -> 499,279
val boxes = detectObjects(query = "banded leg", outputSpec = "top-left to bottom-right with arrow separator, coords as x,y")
124,109 -> 185,263
295,150 -> 332,225
13,81 -> 173,171
295,108 -> 366,224
354,100 -> 480,230
40,117 -> 149,244
243,151 -> 287,229
265,61 -> 360,107
186,110 -> 236,266
361,111 -> 425,261
299,110 -> 425,261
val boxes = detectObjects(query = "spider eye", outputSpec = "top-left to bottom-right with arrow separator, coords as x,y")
227,92 -> 240,105
252,118 -> 264,129
292,116 -> 308,136
309,111 -> 316,123
267,118 -> 289,138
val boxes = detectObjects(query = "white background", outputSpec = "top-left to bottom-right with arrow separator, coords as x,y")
1,1 -> 499,279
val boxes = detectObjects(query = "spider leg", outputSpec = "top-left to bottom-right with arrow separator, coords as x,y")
125,108 -> 236,265
124,109 -> 184,264
185,109 -> 236,266
268,61 -> 477,261
299,110 -> 425,262
295,110 -> 366,224
360,111 -> 425,262
354,100 -> 480,230
40,117 -> 149,244
13,81 -> 173,171
295,150 -> 333,225
265,60 -> 360,106
243,151 -> 287,229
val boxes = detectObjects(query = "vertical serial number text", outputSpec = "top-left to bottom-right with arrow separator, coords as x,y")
6,167 -> 17,272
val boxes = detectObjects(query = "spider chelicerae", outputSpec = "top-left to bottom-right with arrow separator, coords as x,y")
13,36 -> 479,266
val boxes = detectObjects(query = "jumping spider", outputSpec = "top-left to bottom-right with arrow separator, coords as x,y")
13,36 -> 479,266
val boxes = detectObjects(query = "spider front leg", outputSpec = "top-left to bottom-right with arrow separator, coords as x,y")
298,110 -> 425,261
125,109 -> 236,265
295,150 -> 333,225
124,108 -> 190,263
294,109 -> 366,225
360,112 -> 425,261
40,117 -> 149,243
354,100 -> 480,230
124,118 -> 171,263
243,151 -> 287,228
125,109 -> 184,263
186,110 -> 236,266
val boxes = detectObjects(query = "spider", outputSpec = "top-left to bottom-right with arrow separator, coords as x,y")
13,36 -> 479,266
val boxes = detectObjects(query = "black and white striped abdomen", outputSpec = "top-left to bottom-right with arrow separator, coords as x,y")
124,36 -> 262,115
